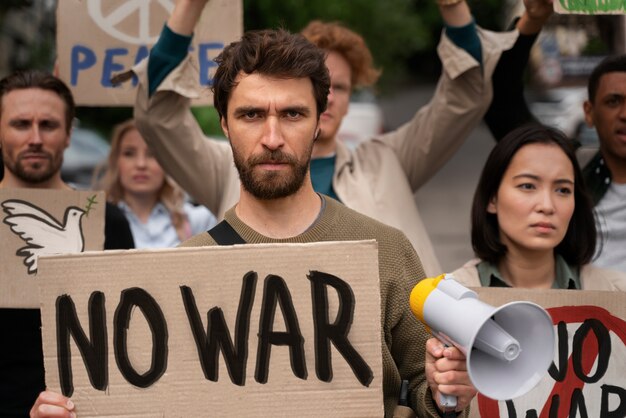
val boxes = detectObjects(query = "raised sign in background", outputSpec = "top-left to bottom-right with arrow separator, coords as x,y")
37,241 -> 384,417
56,0 -> 243,106
555,0 -> 626,14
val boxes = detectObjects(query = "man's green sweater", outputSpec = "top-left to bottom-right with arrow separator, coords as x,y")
182,196 -> 455,417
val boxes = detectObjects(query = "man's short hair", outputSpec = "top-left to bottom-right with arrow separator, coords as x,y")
0,70 -> 75,134
212,29 -> 330,120
301,21 -> 380,89
587,55 -> 626,103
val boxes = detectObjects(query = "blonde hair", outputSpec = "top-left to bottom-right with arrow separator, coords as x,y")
94,119 -> 191,242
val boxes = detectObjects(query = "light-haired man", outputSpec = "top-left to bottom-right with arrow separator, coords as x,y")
0,70 -> 134,416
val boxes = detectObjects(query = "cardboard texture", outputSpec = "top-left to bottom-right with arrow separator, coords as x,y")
37,241 -> 384,417
56,0 -> 243,106
1,189 -> 105,308
555,0 -> 626,14
467,287 -> 626,418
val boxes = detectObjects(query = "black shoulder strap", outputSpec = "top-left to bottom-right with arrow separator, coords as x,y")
208,220 -> 246,245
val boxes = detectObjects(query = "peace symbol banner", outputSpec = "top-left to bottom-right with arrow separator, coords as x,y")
467,287 -> 626,418
56,0 -> 242,106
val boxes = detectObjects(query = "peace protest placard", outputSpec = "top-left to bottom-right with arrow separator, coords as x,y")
37,241 -> 384,417
0,189 -> 105,308
56,0 -> 243,106
555,0 -> 626,14
469,287 -> 626,418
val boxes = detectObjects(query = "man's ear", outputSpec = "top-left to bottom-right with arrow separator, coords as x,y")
583,100 -> 595,128
313,120 -> 321,141
64,127 -> 72,150
220,117 -> 229,139
487,196 -> 497,214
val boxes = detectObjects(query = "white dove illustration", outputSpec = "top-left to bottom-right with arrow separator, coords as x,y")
2,199 -> 86,274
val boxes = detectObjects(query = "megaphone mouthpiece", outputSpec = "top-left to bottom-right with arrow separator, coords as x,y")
473,317 -> 520,362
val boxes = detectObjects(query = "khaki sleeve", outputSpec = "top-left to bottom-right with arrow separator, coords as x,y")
373,28 -> 517,193
133,56 -> 239,218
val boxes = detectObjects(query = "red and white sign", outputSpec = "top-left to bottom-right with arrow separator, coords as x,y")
470,288 -> 626,418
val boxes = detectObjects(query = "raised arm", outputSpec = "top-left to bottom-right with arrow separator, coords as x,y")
167,0 -> 208,35
133,0 -> 240,218
438,0 -> 472,27
369,0 -> 517,191
484,0 -> 553,141
517,0 -> 554,36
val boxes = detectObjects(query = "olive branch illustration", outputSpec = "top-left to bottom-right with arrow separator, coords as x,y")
84,194 -> 98,217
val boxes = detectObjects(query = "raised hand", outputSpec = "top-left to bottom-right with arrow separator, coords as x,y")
168,0 -> 211,36
518,0 -> 554,35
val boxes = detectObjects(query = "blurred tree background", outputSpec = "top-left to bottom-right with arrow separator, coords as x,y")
244,0 -> 507,87
1,0 -> 55,73
0,0 -> 507,140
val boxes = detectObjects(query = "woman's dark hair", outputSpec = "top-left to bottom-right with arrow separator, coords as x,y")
471,124 -> 596,266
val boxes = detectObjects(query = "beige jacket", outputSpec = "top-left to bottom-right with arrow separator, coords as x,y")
451,259 -> 626,290
134,28 -> 518,277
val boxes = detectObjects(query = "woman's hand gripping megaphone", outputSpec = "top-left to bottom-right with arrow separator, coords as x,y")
425,337 -> 477,415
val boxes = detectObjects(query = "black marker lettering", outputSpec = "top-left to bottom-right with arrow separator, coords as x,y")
572,319 -> 610,383
113,288 -> 168,388
255,274 -> 307,383
308,270 -> 372,387
180,271 -> 257,385
56,292 -> 107,396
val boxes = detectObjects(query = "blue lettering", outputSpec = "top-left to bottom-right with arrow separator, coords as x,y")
71,45 -> 97,86
101,48 -> 128,87
199,43 -> 223,86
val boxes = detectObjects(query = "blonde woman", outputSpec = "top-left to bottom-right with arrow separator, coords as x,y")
96,119 -> 216,248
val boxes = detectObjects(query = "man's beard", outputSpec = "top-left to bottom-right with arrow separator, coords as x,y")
3,147 -> 62,184
232,147 -> 311,200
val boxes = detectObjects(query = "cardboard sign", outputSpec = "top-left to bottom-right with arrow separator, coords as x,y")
467,287 -> 626,418
56,0 -> 243,106
1,189 -> 105,308
37,241 -> 384,417
555,0 -> 626,14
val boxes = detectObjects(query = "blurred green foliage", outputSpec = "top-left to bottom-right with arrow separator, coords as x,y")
191,106 -> 226,139
583,36 -> 611,55
245,0 -> 431,87
244,0 -> 507,88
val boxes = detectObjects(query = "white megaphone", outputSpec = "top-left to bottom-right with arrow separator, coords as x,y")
410,274 -> 555,407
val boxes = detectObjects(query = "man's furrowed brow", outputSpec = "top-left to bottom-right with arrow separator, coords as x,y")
282,105 -> 312,116
233,106 -> 264,117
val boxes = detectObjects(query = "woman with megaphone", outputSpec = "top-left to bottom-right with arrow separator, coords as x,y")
452,124 -> 626,290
